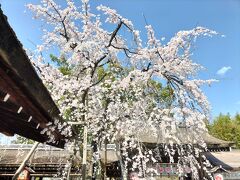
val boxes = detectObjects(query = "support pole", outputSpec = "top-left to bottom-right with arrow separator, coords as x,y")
12,142 -> 39,180
104,139 -> 107,180
115,142 -> 126,180
91,141 -> 98,180
66,162 -> 72,180
82,126 -> 88,180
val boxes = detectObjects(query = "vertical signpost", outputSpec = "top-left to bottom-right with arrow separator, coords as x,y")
82,125 -> 88,180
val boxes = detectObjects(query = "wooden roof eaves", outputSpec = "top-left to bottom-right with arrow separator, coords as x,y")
0,7 -> 68,148
0,7 -> 61,123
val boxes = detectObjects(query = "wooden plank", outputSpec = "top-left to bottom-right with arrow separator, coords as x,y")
0,103 -> 38,128
0,112 -> 46,143
0,89 -> 40,126
0,101 -> 29,118
0,104 -> 65,147
0,56 -> 66,145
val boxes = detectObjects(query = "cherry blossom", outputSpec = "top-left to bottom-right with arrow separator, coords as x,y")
27,0 -> 218,179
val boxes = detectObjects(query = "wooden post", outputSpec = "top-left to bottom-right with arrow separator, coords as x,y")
91,141 -> 98,180
12,142 -> 39,180
82,126 -> 88,180
104,139 -> 107,180
66,162 -> 72,180
115,142 -> 126,180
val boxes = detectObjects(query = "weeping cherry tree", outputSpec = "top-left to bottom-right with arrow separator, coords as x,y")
27,0 -> 218,179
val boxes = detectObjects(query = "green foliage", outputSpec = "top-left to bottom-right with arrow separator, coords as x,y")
11,135 -> 34,144
208,113 -> 240,148
145,80 -> 174,109
50,54 -> 71,75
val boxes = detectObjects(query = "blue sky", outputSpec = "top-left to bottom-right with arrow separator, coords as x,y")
0,0 -> 240,120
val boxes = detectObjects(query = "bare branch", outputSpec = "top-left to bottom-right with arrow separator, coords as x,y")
110,44 -> 138,58
142,62 -> 152,72
107,21 -> 123,47
99,59 -> 110,67
47,0 -> 70,41
90,73 -> 107,87
91,54 -> 108,78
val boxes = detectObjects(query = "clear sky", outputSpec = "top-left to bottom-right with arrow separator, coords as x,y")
0,0 -> 240,120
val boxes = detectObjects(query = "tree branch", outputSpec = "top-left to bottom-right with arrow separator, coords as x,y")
48,0 -> 70,41
107,21 -> 123,47
142,62 -> 152,72
90,54 -> 107,78
90,73 -> 107,87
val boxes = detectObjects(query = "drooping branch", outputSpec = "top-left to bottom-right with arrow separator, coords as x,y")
110,44 -> 138,58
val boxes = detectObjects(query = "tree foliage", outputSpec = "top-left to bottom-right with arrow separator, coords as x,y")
12,135 -> 35,144
208,113 -> 240,148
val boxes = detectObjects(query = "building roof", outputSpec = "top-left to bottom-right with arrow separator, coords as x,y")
203,133 -> 234,147
136,127 -> 234,148
206,150 -> 240,171
0,7 -> 66,148
0,144 -> 80,165
0,144 -> 81,177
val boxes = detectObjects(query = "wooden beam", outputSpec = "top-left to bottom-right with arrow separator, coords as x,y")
0,111 -> 46,143
0,101 -> 31,120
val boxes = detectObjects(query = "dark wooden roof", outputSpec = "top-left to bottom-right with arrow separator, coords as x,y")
206,150 -> 240,171
0,7 -> 66,148
0,145 -> 80,165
